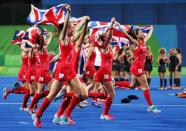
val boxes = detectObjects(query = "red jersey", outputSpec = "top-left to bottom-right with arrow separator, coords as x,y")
99,49 -> 113,74
132,43 -> 147,69
130,43 -> 147,76
94,48 -> 113,82
38,49 -> 50,70
18,55 -> 28,81
21,56 -> 28,69
59,41 -> 75,68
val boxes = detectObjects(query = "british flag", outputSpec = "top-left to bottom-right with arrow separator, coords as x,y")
89,21 -> 131,47
131,25 -> 151,35
27,4 -> 67,27
11,25 -> 45,49
11,30 -> 25,45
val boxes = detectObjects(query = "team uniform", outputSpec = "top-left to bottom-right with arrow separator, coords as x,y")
168,55 -> 176,72
158,58 -> 167,73
28,49 -> 51,112
94,48 -> 113,82
158,57 -> 167,89
18,56 -> 29,82
130,44 -> 147,76
36,49 -> 51,84
26,53 -> 38,83
144,54 -> 153,72
53,41 -> 76,82
174,55 -> 182,88
175,56 -> 182,72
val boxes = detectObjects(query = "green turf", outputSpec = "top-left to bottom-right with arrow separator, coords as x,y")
0,66 -> 185,76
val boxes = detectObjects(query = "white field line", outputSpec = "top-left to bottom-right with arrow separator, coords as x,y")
0,102 -> 186,107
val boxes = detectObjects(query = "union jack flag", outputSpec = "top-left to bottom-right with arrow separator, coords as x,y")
89,21 -> 131,47
131,25 -> 151,35
11,30 -> 25,45
27,4 -> 67,27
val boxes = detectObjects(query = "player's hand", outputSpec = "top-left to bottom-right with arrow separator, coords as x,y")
65,4 -> 71,12
111,17 -> 116,24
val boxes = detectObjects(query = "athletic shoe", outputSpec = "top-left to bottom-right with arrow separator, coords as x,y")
31,113 -> 36,121
3,88 -> 9,100
147,105 -> 161,113
53,90 -> 65,102
173,86 -> 181,90
28,107 -> 37,114
77,101 -> 89,108
52,114 -> 61,124
59,116 -> 76,125
100,114 -> 114,120
164,87 -> 168,90
33,117 -> 42,128
20,106 -> 28,112
159,87 -> 164,90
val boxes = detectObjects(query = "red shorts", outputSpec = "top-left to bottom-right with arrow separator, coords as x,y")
94,69 -> 112,82
53,63 -> 76,82
86,66 -> 96,78
130,65 -> 145,76
18,73 -> 26,82
36,68 -> 51,84
26,68 -> 36,83
18,66 -> 27,82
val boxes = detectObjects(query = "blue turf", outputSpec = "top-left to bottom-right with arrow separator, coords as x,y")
0,76 -> 186,131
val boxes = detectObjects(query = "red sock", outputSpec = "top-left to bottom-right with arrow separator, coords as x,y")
36,97 -> 52,118
65,95 -> 79,117
22,93 -> 30,108
88,92 -> 105,98
143,90 -> 153,106
10,86 -> 27,94
103,97 -> 113,115
56,97 -> 71,117
29,93 -> 41,109
42,90 -> 49,97
115,81 -> 130,88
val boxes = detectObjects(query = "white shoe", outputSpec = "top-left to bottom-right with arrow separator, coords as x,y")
147,105 -> 161,113
100,114 -> 114,120
52,114 -> 61,124
20,106 -> 28,112
77,101 -> 89,108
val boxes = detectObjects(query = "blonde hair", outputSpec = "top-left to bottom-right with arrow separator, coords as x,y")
158,48 -> 166,57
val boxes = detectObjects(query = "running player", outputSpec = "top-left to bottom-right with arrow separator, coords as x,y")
115,23 -> 161,113
28,31 -> 53,113
33,5 -> 88,127
3,30 -> 31,111
3,49 -> 30,111
89,17 -> 116,120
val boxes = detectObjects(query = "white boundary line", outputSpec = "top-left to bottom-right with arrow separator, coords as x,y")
0,102 -> 186,107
